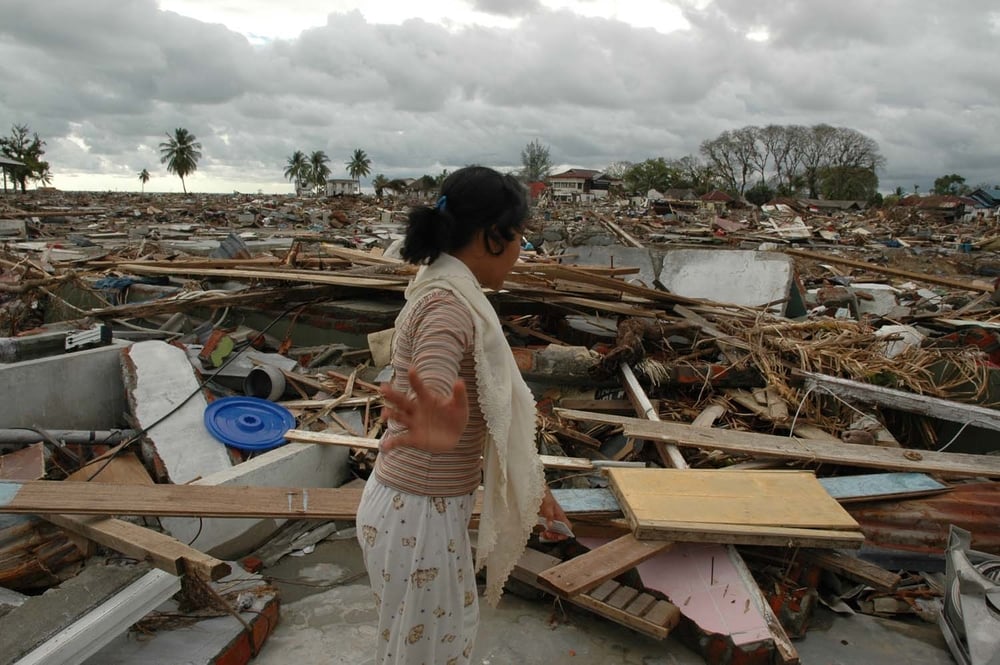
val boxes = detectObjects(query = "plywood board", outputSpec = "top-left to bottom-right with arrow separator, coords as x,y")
606,468 -> 860,531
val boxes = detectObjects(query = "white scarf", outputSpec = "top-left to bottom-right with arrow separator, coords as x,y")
395,253 -> 546,607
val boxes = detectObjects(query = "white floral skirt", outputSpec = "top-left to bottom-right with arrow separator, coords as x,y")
357,477 -> 479,665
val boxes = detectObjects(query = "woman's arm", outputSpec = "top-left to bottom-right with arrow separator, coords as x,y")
538,486 -> 573,541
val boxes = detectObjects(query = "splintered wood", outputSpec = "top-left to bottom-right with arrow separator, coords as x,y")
605,468 -> 864,548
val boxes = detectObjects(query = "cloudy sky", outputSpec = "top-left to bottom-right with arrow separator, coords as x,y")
1,0 -> 998,194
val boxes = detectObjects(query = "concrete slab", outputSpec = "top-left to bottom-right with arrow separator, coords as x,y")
563,245 -> 659,288
122,340 -> 232,485
659,249 -> 795,314
852,283 -> 902,317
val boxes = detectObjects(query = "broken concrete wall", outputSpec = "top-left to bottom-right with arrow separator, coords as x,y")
0,341 -> 130,430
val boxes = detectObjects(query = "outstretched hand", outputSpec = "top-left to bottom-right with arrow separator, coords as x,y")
379,365 -> 469,453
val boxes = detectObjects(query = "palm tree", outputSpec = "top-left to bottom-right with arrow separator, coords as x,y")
372,174 -> 390,199
283,150 -> 309,194
138,168 -> 150,193
346,148 -> 371,192
158,128 -> 202,194
308,150 -> 331,193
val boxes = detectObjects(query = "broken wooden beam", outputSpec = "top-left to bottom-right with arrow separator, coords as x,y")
555,409 -> 1000,478
783,248 -> 994,293
42,514 -> 231,581
793,369 -> 1000,433
537,534 -> 672,597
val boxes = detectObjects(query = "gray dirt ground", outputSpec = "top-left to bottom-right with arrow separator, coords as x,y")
251,537 -> 956,665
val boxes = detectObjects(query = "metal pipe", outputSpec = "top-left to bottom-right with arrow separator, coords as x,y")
0,429 -> 138,445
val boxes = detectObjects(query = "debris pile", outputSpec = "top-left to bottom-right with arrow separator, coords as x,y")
2,188 -> 999,665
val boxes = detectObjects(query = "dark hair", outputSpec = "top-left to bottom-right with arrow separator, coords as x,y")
401,165 -> 529,265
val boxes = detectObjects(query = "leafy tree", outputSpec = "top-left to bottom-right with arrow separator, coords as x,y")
623,158 -> 681,195
744,181 -> 775,207
346,148 -> 371,190
0,124 -> 49,192
819,165 -> 880,201
283,150 -> 309,193
372,174 -> 390,199
308,150 -> 331,192
671,155 -> 716,194
158,128 -> 202,193
434,169 -> 450,187
932,173 -> 969,196
138,168 -> 150,193
520,139 -> 552,182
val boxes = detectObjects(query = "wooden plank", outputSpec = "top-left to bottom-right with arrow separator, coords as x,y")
558,399 -> 653,414
285,429 -> 379,449
43,514 -> 231,581
537,534 -> 672,596
606,585 -> 640,609
0,443 -> 45,480
631,519 -> 865,549
623,417 -> 1000,478
620,363 -> 686,469
509,547 -> 677,640
795,369 -> 1000,432
67,453 -> 154,485
285,429 -> 597,471
782,248 -> 993,293
605,468 -> 860,531
554,409 -> 1000,478
799,549 -> 901,591
625,592 -> 658,616
571,593 -> 674,640
0,481 -> 364,520
643,600 -> 681,629
114,263 -> 410,290
587,578 -> 620,602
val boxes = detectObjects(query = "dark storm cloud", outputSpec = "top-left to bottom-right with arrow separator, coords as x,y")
0,0 -> 997,192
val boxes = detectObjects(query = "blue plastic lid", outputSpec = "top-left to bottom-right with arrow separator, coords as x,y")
204,396 -> 295,452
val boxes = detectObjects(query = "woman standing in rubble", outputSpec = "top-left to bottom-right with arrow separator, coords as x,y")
356,165 -> 570,665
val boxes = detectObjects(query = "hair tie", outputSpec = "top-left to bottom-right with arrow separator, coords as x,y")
435,195 -> 447,211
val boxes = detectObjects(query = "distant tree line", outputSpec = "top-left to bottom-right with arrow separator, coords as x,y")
519,124 -> 888,205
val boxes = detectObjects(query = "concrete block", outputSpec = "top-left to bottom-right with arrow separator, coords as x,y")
659,249 -> 795,314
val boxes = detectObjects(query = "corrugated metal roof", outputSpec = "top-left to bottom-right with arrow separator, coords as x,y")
847,481 -> 1000,555
0,155 -> 25,167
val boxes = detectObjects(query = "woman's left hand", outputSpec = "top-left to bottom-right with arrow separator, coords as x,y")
538,489 -> 573,541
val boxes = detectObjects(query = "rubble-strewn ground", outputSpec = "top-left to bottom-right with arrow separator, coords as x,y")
2,189 -> 999,665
